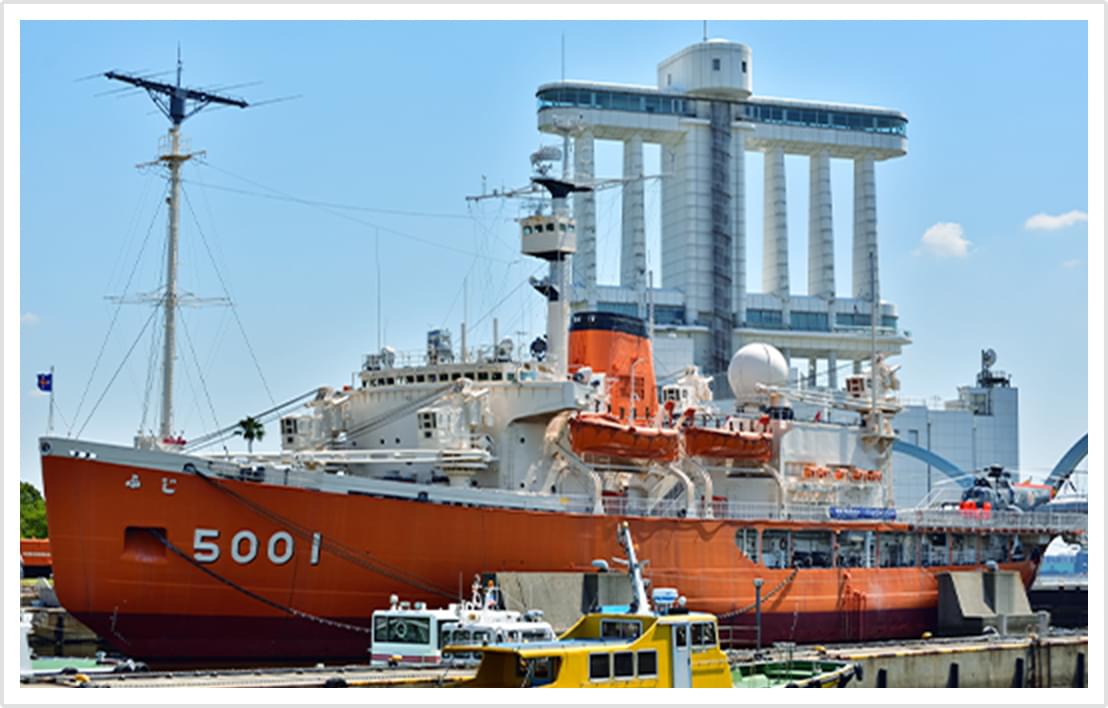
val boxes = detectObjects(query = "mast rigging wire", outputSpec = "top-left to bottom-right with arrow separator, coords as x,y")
177,305 -> 223,434
189,159 -> 516,264
76,306 -> 160,438
181,388 -> 319,452
181,185 -> 276,405
70,186 -> 169,436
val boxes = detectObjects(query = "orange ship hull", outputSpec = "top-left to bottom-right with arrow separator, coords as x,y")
683,426 -> 774,462
569,414 -> 680,461
42,450 -> 1038,665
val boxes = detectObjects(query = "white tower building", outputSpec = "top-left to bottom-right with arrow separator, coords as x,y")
537,38 -> 910,391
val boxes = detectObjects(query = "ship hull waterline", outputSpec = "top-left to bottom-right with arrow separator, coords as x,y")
42,446 -> 1039,665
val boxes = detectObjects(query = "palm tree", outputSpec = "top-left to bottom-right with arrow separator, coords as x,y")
234,416 -> 265,453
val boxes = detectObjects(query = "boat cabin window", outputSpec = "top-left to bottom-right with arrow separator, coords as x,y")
601,619 -> 642,639
373,616 -> 431,645
735,527 -> 759,564
793,530 -> 834,568
878,532 -> 916,568
762,530 -> 791,568
637,650 -> 657,677
984,534 -> 1010,563
921,532 -> 948,567
691,622 -> 717,649
438,622 -> 457,648
836,530 -> 874,568
951,534 -> 977,565
521,628 -> 552,642
519,656 -> 560,687
589,653 -> 611,681
613,651 -> 634,678
675,625 -> 688,648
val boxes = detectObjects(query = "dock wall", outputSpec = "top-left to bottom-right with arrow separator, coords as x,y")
833,635 -> 1087,688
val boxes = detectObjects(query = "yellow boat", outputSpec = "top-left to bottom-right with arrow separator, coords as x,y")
453,522 -> 856,688
456,609 -> 731,688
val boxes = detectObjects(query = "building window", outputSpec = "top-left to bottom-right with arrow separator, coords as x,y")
742,60 -> 748,73
666,73 -> 672,86
790,311 -> 829,332
746,308 -> 784,329
712,58 -> 721,71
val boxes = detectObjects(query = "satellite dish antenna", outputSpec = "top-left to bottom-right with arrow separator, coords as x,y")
982,348 -> 997,369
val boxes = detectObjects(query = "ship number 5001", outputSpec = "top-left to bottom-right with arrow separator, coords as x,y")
193,528 -> 321,566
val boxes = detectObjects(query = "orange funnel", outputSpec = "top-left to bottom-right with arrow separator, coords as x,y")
568,312 -> 657,425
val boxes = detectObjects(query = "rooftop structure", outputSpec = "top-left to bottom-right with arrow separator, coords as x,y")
537,39 -> 910,391
893,350 -> 1019,507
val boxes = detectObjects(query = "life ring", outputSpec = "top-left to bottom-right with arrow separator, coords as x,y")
779,538 -> 788,551
394,621 -> 408,639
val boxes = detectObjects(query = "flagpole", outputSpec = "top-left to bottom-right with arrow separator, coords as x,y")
47,365 -> 55,435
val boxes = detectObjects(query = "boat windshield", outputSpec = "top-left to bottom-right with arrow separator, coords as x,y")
520,656 -> 561,687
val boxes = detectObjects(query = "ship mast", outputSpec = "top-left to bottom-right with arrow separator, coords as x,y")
104,50 -> 247,444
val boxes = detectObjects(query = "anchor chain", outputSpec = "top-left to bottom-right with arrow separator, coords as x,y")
716,566 -> 799,620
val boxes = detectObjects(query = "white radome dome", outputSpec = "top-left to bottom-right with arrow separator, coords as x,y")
728,343 -> 788,402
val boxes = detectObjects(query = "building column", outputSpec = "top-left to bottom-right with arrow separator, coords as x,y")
620,134 -> 646,297
808,150 -> 834,299
573,130 -> 597,301
852,154 -> 878,301
731,124 -> 751,326
827,350 -> 838,390
807,358 -> 818,388
762,146 -> 789,322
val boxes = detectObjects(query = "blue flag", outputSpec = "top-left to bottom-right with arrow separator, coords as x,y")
36,373 -> 52,392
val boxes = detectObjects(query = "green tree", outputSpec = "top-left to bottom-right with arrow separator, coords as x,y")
234,416 -> 265,453
20,482 -> 48,539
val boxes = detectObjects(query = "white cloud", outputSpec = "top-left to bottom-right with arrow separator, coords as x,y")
21,312 -> 40,326
917,222 -> 970,258
1024,210 -> 1088,231
1061,259 -> 1083,269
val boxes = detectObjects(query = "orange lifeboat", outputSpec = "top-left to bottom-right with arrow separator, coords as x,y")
681,426 -> 773,463
569,413 -> 680,462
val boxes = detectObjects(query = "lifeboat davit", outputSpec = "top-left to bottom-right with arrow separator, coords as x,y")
682,426 -> 773,462
569,414 -> 680,462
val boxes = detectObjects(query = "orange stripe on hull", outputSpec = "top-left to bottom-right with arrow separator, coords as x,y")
41,454 -> 1039,662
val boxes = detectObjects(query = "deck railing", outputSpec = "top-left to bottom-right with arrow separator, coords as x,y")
199,458 -> 1087,536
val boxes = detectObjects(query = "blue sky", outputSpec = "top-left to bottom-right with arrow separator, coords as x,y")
17,19 -> 1091,489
